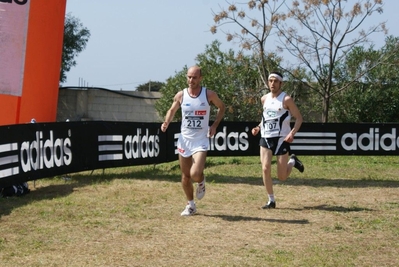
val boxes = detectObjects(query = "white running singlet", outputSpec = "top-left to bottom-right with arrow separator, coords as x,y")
177,87 -> 211,157
260,92 -> 291,138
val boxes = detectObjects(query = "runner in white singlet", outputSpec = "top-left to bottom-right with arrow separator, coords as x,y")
177,87 -> 211,157
161,66 -> 225,216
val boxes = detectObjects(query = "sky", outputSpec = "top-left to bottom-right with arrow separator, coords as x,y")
63,0 -> 399,91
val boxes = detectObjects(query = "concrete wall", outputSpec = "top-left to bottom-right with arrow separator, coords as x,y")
57,87 -> 162,122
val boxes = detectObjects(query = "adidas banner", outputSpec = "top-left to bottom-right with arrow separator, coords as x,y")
0,121 -> 398,187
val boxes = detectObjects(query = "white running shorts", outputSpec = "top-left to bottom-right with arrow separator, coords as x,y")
177,135 -> 209,157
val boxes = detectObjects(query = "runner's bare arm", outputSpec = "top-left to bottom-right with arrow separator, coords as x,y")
161,91 -> 183,132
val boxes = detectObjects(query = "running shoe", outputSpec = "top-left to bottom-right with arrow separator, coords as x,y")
196,176 -> 206,200
290,154 -> 304,173
181,203 -> 197,216
262,201 -> 276,209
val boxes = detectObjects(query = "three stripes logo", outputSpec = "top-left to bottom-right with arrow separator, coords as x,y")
98,135 -> 124,161
0,143 -> 19,178
291,132 -> 337,151
97,129 -> 160,162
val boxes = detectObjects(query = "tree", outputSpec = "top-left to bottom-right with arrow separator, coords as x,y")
211,0 -> 284,88
155,68 -> 187,122
60,13 -> 90,84
275,0 -> 391,122
211,0 -> 395,123
196,41 -> 262,121
136,81 -> 165,92
155,40 -> 262,122
331,36 -> 399,122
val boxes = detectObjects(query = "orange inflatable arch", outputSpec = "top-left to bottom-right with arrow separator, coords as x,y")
0,0 -> 67,125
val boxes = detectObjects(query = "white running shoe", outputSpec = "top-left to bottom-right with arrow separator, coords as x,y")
180,203 -> 197,216
196,176 -> 206,200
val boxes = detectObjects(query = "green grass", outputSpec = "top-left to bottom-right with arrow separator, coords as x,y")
0,156 -> 398,267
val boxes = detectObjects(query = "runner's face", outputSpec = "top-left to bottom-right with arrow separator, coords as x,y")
268,78 -> 282,93
187,69 -> 202,89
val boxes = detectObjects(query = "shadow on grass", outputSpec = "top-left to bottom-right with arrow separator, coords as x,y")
69,167 -> 399,189
284,177 -> 399,188
1,162 -> 396,217
303,204 -> 374,213
202,213 -> 309,224
30,165 -> 399,192
0,182 -> 77,217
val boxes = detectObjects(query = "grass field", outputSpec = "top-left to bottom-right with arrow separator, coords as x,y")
1,156 -> 398,267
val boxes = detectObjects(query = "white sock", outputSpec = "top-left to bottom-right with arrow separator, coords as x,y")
288,158 -> 295,166
268,194 -> 275,202
199,175 -> 205,185
188,200 -> 195,208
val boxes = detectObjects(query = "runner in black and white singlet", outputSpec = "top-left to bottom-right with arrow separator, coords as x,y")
251,71 -> 304,210
259,91 -> 291,155
161,66 -> 225,216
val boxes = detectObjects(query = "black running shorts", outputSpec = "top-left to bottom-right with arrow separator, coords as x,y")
259,137 -> 290,155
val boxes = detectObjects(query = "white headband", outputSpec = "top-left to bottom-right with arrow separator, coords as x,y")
268,73 -> 283,81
